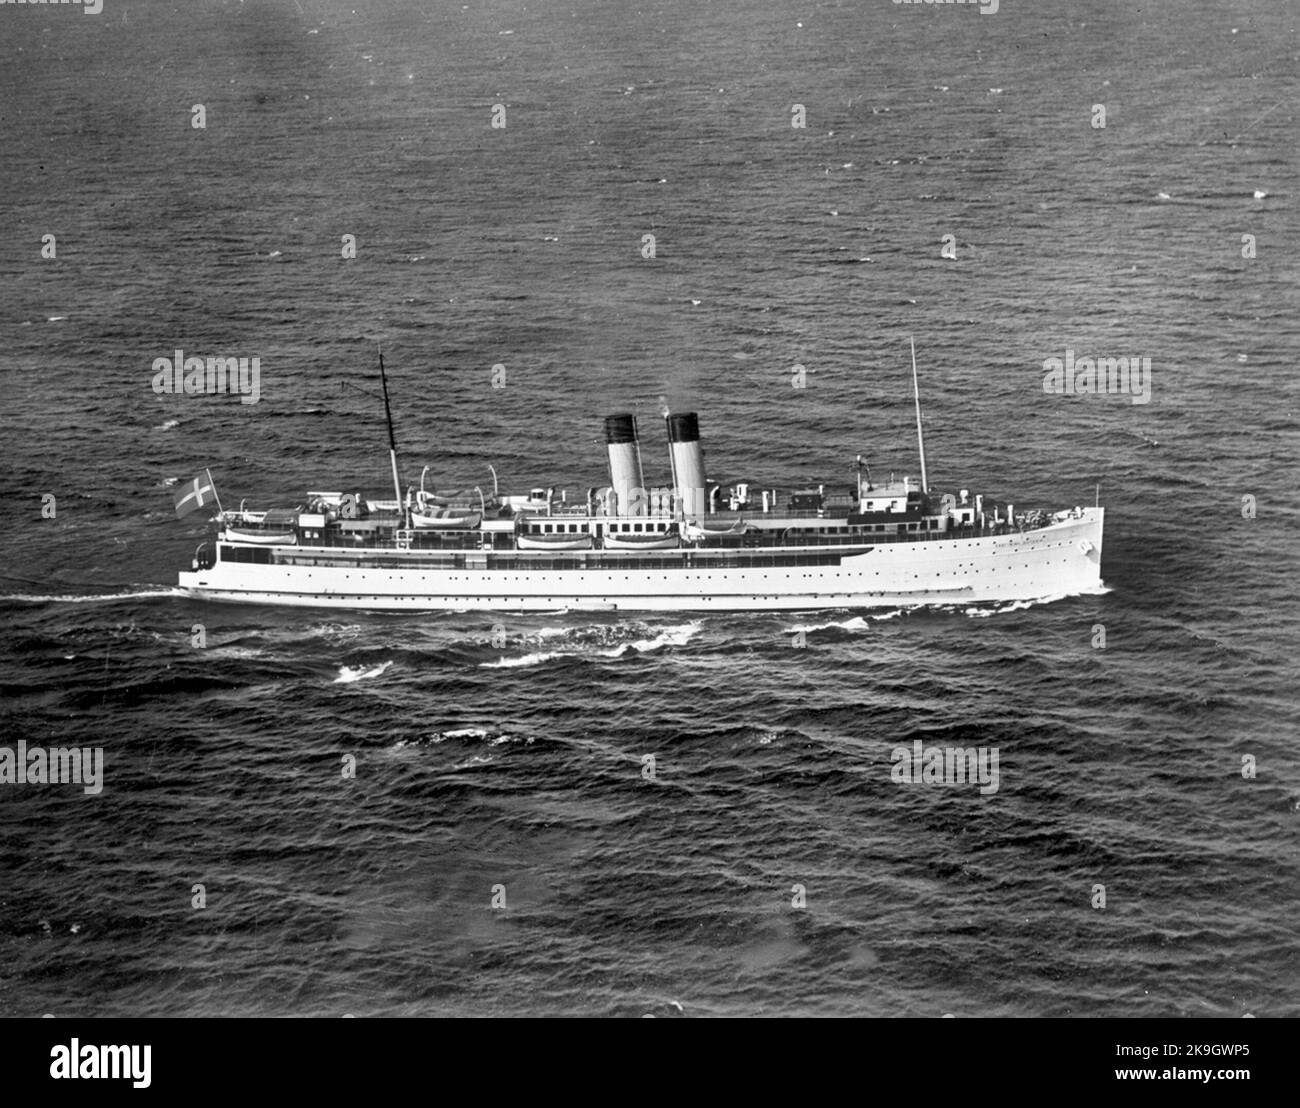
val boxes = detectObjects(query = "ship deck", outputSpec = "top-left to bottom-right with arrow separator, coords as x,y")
265,548 -> 862,571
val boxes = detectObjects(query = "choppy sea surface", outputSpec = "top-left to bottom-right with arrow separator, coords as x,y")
1,0 -> 1297,1017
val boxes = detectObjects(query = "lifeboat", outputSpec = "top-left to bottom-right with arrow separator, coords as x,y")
411,508 -> 481,530
516,532 -> 593,551
681,519 -> 748,542
223,529 -> 296,544
603,526 -> 680,551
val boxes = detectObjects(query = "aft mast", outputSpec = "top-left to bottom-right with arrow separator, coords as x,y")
910,335 -> 929,494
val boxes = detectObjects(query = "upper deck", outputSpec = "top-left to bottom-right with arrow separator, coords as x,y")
196,498 -> 1080,574
198,464 -> 1065,572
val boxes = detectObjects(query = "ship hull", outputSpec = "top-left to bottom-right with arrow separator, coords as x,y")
177,509 -> 1104,612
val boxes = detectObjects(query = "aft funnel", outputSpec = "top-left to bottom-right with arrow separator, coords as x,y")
604,413 -> 646,516
666,412 -> 708,519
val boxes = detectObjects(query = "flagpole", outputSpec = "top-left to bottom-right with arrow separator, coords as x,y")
207,468 -> 224,515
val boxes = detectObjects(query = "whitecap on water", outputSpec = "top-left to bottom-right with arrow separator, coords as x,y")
785,611 -> 899,633
616,622 -> 701,654
481,649 -> 565,669
481,621 -> 702,667
207,645 -> 264,659
333,660 -> 393,683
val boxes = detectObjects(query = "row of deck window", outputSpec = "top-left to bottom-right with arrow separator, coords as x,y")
531,523 -> 669,534
523,521 -> 939,535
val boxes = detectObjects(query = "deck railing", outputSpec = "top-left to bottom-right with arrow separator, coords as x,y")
268,521 -> 1019,551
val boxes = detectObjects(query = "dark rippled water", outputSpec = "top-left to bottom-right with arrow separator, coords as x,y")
1,0 -> 1297,1017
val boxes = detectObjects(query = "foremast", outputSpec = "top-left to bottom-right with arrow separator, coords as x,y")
377,347 -> 406,528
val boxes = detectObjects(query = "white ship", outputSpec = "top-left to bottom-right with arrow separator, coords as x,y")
176,348 -> 1104,612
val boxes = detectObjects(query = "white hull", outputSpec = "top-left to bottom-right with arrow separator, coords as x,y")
178,509 -> 1104,612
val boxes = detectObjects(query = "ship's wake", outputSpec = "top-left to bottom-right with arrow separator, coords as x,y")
0,587 -> 185,604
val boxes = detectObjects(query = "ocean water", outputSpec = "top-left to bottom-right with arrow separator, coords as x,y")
0,0 -> 1297,1017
